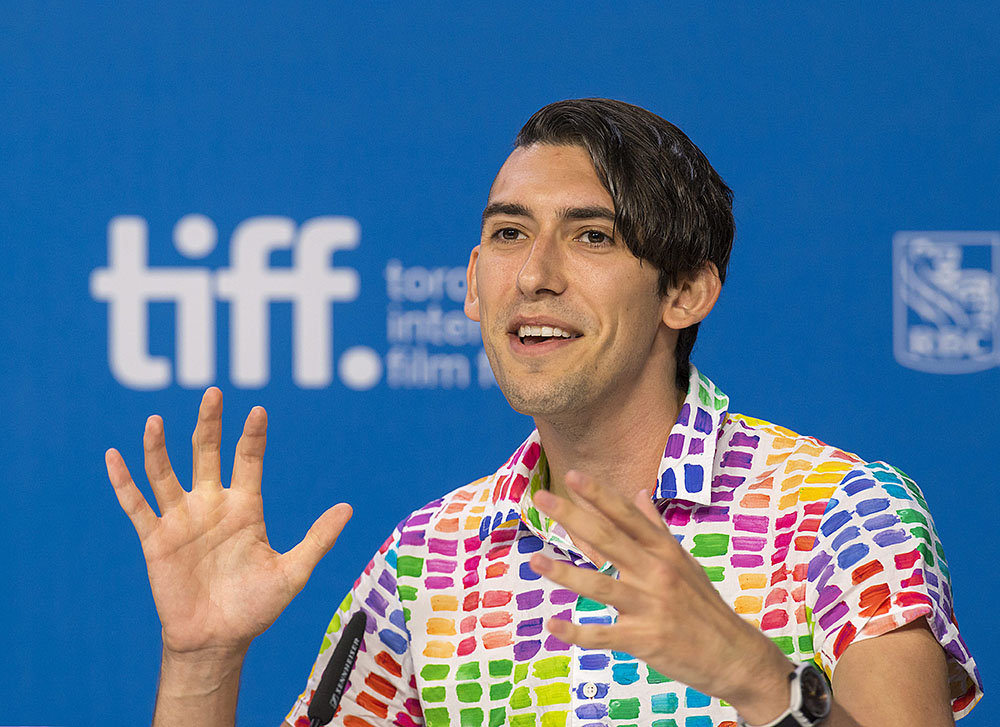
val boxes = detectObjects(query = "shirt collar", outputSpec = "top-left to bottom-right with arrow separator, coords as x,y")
477,365 -> 728,541
476,430 -> 555,544
652,365 -> 729,506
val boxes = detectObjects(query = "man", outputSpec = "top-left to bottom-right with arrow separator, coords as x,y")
107,99 -> 981,727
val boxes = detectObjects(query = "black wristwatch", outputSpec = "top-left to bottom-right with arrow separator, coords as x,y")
740,663 -> 832,727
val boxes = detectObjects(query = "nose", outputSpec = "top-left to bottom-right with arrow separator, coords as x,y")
516,230 -> 567,298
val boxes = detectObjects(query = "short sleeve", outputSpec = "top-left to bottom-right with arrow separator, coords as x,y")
805,462 -> 982,718
286,529 -> 423,727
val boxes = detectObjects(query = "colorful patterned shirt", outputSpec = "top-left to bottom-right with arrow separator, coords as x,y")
286,367 -> 982,727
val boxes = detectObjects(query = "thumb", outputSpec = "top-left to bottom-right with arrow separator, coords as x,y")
284,503 -> 353,592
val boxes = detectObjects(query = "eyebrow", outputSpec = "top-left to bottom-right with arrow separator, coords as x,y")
481,202 -> 616,226
562,205 -> 616,222
482,202 -> 531,225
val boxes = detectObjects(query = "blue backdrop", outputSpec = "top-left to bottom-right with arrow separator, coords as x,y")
1,3 -> 996,725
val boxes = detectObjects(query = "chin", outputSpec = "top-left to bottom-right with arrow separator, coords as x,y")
497,377 -> 589,420
484,345 -> 594,419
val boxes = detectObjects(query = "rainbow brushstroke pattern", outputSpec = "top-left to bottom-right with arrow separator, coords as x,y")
287,368 -> 981,726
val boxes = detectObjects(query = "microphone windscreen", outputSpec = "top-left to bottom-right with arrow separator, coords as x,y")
307,610 -> 369,726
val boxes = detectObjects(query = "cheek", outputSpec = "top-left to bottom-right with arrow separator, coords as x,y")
474,279 -> 506,330
475,259 -> 517,312
612,288 -> 665,338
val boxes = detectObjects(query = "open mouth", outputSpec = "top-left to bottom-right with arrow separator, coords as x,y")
516,324 -> 582,345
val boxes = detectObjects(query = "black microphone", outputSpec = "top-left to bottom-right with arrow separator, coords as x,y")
308,610 -> 369,727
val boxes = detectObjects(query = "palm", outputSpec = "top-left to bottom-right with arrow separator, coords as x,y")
106,388 -> 351,656
143,488 -> 284,652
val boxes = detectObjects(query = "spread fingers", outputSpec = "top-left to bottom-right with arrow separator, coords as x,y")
142,415 -> 185,512
231,406 -> 268,494
107,448 -> 157,538
191,387 -> 224,490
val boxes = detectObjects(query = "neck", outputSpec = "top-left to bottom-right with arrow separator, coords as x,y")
536,365 -> 685,506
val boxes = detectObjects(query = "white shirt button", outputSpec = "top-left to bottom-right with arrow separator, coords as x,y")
582,682 -> 598,698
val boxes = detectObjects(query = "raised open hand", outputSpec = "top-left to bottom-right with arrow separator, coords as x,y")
106,388 -> 352,658
529,471 -> 792,724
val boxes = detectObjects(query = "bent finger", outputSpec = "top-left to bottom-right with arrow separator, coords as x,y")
532,487 -> 656,573
142,415 -> 185,512
544,618 -> 634,653
106,448 -> 157,538
191,387 -> 224,490
231,406 -> 267,494
529,552 -> 641,613
283,503 -> 353,592
565,471 -> 670,549
633,489 -> 670,532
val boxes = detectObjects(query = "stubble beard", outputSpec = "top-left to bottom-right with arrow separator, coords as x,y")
481,318 -> 666,438
482,334 -> 604,428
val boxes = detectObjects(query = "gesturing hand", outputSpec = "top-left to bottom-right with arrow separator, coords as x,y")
105,388 -> 353,659
529,471 -> 793,725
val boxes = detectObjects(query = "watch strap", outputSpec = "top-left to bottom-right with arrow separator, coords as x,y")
740,663 -> 829,727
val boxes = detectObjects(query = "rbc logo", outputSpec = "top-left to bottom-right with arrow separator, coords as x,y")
893,231 -> 1000,374
90,214 -> 367,390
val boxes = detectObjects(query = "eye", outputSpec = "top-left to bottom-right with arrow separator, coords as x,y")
493,227 -> 526,242
580,229 -> 613,246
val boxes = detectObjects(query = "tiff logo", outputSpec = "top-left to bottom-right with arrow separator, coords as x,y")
90,214 -> 361,390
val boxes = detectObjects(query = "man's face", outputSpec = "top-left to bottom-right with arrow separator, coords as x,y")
465,143 -> 673,421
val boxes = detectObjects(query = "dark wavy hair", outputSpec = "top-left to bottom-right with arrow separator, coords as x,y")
515,98 -> 735,391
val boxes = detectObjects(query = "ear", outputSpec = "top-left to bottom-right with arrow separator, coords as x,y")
660,262 -> 722,330
464,245 -> 482,322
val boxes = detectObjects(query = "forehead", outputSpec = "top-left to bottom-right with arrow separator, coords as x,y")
487,144 -> 614,210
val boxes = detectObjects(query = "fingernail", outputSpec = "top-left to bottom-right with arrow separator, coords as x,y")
533,489 -> 555,508
565,471 -> 587,492
530,554 -> 552,573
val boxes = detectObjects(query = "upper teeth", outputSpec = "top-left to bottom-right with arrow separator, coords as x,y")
518,325 -> 574,338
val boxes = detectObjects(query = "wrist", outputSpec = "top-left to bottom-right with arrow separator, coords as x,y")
723,648 -> 796,725
738,663 -> 833,727
159,643 -> 249,699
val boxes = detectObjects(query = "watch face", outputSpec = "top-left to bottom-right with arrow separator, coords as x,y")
799,665 -> 832,721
